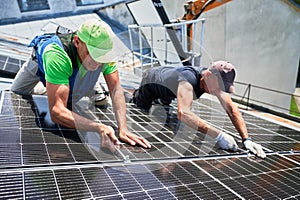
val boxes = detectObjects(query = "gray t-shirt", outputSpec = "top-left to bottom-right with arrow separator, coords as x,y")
144,66 -> 206,101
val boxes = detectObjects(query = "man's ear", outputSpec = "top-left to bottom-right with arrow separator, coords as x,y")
73,35 -> 80,47
202,69 -> 212,78
200,70 -> 209,92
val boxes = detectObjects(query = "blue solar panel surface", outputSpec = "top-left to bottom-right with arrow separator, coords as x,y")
0,85 -> 300,199
0,43 -> 300,199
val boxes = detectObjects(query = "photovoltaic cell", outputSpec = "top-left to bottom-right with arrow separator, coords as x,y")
0,172 -> 23,199
24,171 -> 59,199
147,188 -> 176,199
1,157 -> 298,199
0,55 -> 24,78
0,83 -> 300,199
22,144 -> 49,165
55,168 -> 91,199
81,167 -> 119,197
0,143 -> 21,167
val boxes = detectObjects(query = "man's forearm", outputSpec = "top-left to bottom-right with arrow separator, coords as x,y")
51,105 -> 101,133
216,92 -> 249,140
111,85 -> 128,131
179,109 -> 220,138
227,108 -> 248,140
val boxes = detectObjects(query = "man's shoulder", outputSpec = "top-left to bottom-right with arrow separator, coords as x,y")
44,42 -> 65,53
43,43 -> 70,61
159,65 -> 205,72
102,62 -> 117,75
183,66 -> 206,72
43,43 -> 72,71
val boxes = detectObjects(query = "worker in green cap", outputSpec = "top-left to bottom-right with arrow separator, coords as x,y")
11,18 -> 151,150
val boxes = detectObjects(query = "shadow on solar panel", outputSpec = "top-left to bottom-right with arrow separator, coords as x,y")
0,91 -> 249,167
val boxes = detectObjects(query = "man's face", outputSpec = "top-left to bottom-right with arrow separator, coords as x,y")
200,70 -> 221,94
74,36 -> 102,71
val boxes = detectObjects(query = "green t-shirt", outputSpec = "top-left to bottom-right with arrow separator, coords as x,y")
42,43 -> 117,85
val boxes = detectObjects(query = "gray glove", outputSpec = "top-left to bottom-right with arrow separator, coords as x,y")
243,138 -> 266,158
215,132 -> 238,151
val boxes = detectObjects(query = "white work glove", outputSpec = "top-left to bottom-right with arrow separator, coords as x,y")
215,132 -> 238,151
243,138 -> 266,159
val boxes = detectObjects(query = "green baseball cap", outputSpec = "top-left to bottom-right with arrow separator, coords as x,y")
77,18 -> 114,62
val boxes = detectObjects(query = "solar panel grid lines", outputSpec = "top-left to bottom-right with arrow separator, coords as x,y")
0,89 -> 278,169
0,157 -> 299,199
68,143 -> 98,163
189,103 -> 243,141
261,169 -> 300,198
189,160 -> 244,199
245,172 -> 297,199
22,143 -> 49,165
262,142 -> 300,153
1,86 -> 300,199
285,154 -> 300,164
0,54 -> 24,74
146,188 -> 177,199
0,143 -> 22,167
124,104 -> 191,158
274,169 -> 300,194
137,162 -> 204,199
0,172 -> 23,199
105,165 -> 145,195
242,113 -> 299,137
81,167 -> 120,198
244,160 -> 300,194
54,168 -> 92,199
193,156 -> 300,200
126,103 -> 246,159
210,106 -> 300,153
24,170 -> 60,199
241,119 -> 300,143
196,98 -> 293,137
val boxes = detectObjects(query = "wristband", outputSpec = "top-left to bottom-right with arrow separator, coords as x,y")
242,137 -> 252,145
215,132 -> 224,142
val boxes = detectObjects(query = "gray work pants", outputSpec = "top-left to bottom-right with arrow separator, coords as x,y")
11,56 -> 47,95
11,56 -> 105,96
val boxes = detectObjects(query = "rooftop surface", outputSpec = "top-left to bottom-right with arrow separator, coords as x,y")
0,13 -> 300,200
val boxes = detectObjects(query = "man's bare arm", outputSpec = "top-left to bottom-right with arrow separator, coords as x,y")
216,91 -> 249,140
177,81 -> 239,151
177,81 -> 220,138
46,82 -> 119,146
216,91 -> 266,158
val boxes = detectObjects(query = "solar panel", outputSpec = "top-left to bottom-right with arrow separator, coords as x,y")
0,78 -> 300,199
0,54 -> 25,78
1,155 -> 299,199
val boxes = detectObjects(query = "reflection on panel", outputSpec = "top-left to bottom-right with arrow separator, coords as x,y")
0,86 -> 300,199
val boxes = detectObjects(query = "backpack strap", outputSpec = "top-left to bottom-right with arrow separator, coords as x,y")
57,32 -> 78,69
56,25 -> 73,35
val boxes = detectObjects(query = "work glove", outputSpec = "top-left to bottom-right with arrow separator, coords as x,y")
243,138 -> 266,159
215,132 -> 238,151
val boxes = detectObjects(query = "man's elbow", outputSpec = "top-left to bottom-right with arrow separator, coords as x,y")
225,104 -> 239,117
49,106 -> 61,124
178,108 -> 189,122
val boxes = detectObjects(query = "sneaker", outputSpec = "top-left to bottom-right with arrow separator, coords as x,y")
154,98 -> 171,106
95,87 -> 109,108
130,89 -> 138,104
124,91 -> 133,103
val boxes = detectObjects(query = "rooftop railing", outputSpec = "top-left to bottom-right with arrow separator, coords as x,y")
233,81 -> 300,121
128,17 -> 206,72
